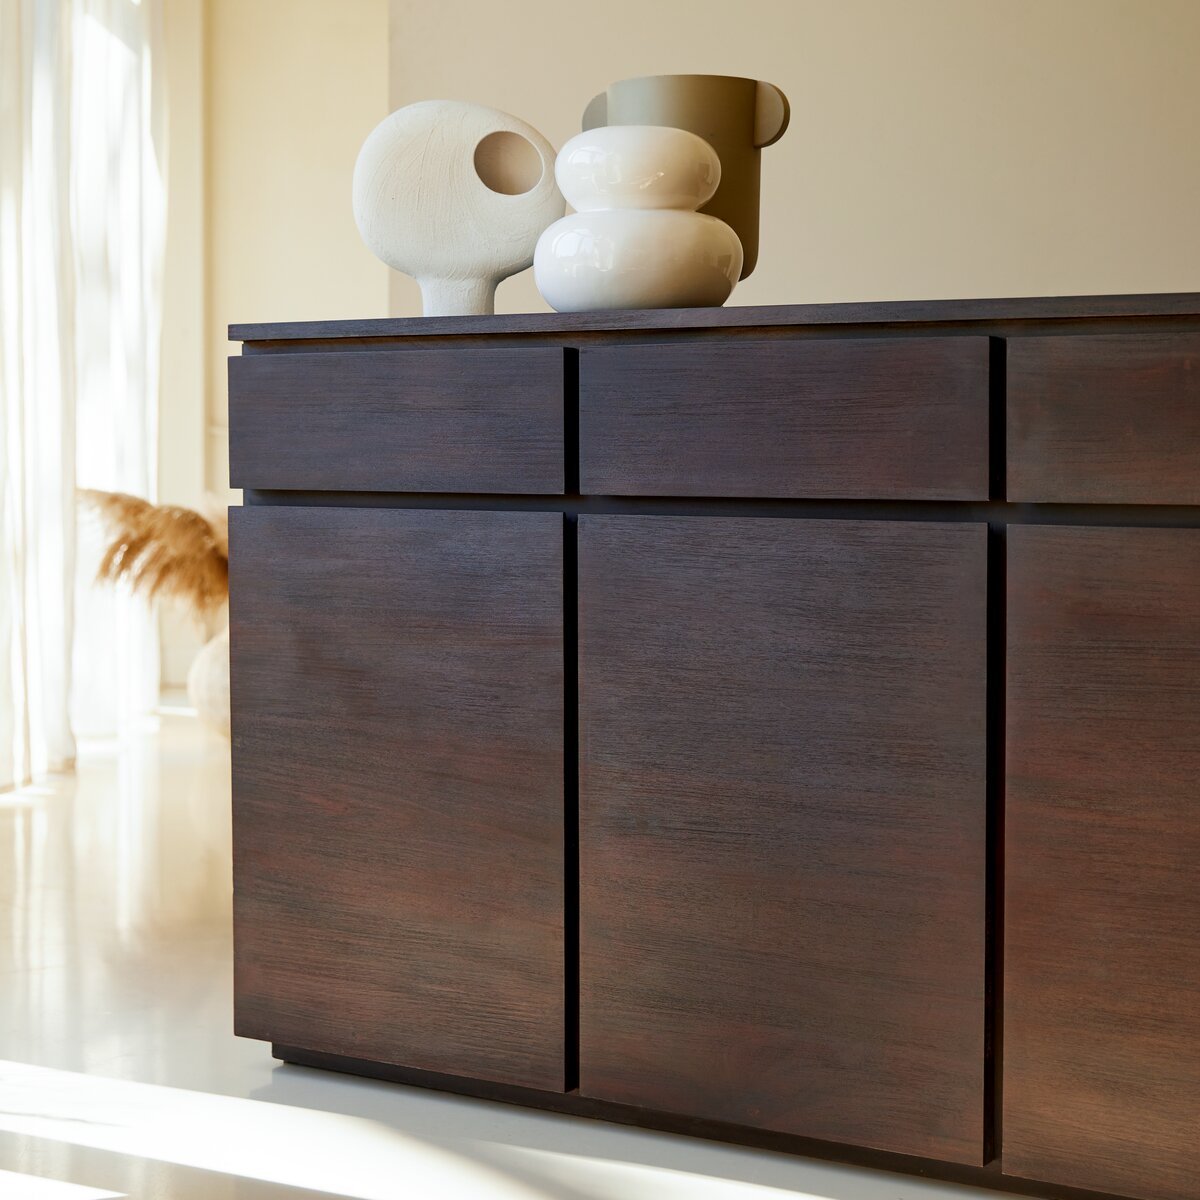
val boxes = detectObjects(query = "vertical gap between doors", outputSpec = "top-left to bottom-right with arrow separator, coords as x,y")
563,346 -> 581,1091
983,335 -> 1008,1164
563,512 -> 580,1093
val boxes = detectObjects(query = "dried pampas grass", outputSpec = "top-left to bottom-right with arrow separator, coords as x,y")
81,490 -> 229,615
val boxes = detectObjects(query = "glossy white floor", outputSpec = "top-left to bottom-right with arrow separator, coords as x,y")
0,708 -> 999,1200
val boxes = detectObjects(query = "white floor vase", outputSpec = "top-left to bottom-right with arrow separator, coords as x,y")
187,624 -> 230,737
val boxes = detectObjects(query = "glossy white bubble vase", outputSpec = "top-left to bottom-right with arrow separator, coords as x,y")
534,125 -> 743,312
353,100 -> 565,316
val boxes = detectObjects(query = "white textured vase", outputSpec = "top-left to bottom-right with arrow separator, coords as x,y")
353,100 -> 565,317
534,125 -> 743,312
187,625 -> 230,739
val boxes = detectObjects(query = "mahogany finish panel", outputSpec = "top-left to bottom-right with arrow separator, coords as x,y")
229,505 -> 565,1090
579,336 -> 989,499
1005,526 -> 1200,1200
1007,333 -> 1200,504
578,515 -> 988,1163
229,348 -> 564,493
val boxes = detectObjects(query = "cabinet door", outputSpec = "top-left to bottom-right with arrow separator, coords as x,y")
1005,526 -> 1200,1200
229,506 -> 565,1090
578,516 -> 988,1163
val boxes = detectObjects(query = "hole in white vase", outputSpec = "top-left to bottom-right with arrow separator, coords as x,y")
474,130 -> 543,195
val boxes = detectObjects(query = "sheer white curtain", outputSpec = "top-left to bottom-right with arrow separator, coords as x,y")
0,0 -> 166,790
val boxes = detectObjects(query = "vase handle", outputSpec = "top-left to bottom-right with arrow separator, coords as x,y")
581,92 -> 607,132
754,82 -> 790,148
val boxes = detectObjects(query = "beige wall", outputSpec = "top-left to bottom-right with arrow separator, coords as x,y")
389,0 -> 1200,316
158,0 -> 388,684
160,0 -> 208,685
205,0 -> 390,497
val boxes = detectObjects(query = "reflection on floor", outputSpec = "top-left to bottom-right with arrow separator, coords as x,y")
0,711 -> 997,1199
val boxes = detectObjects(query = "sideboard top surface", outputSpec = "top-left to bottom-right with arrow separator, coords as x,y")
229,292 -> 1200,343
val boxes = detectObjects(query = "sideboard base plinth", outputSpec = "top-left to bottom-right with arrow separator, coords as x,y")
270,1043 -> 1130,1200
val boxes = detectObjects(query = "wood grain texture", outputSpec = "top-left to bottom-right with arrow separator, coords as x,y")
1004,526 -> 1200,1200
229,506 -> 565,1090
579,337 -> 989,499
578,515 -> 989,1163
229,292 -> 1200,342
1007,333 -> 1200,504
228,347 -> 564,493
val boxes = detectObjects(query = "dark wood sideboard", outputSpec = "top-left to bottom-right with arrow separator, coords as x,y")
227,295 -> 1200,1200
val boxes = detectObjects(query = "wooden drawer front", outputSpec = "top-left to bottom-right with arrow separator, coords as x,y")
1005,526 -> 1200,1200
579,336 -> 989,499
1008,333 -> 1200,504
579,515 -> 988,1163
229,506 -> 565,1090
229,348 -> 565,492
